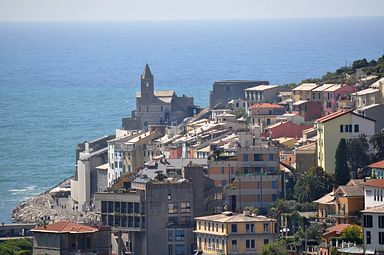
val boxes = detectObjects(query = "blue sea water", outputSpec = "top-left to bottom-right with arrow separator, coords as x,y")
0,17 -> 384,223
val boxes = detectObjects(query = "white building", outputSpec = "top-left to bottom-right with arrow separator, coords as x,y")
365,179 -> 384,209
362,205 -> 384,254
362,179 -> 384,254
107,129 -> 164,187
70,143 -> 108,211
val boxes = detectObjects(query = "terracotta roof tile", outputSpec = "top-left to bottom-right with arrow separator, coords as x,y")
369,160 -> 384,169
323,224 -> 353,238
249,103 -> 285,110
316,110 -> 352,123
365,179 -> 384,188
32,221 -> 98,233
336,185 -> 364,197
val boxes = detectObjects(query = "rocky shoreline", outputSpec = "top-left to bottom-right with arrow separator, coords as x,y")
12,177 -> 98,224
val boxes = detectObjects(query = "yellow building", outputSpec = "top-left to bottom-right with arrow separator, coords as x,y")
316,110 -> 375,175
292,83 -> 318,102
194,211 -> 276,255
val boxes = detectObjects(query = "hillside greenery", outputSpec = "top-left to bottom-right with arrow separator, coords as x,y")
299,55 -> 384,86
0,238 -> 33,255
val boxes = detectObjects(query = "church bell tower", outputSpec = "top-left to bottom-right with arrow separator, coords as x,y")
141,64 -> 154,98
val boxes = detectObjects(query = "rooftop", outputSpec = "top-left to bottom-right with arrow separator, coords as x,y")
142,64 -> 153,79
292,100 -> 309,106
312,83 -> 335,92
316,110 -> 352,123
292,83 -> 318,91
195,212 -> 275,223
249,103 -> 285,110
245,85 -> 280,91
336,185 -> 364,197
316,109 -> 375,124
370,77 -> 384,88
295,142 -> 316,152
324,84 -> 346,92
351,88 -> 379,96
323,224 -> 352,238
369,160 -> 384,169
359,75 -> 378,82
356,103 -> 382,111
365,178 -> 384,188
313,191 -> 335,205
362,204 -> 384,214
79,147 -> 108,161
214,80 -> 269,84
32,221 -> 98,234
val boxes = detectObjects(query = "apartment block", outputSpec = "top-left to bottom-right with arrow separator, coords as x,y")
94,166 -> 217,255
316,110 -> 375,175
207,131 -> 281,212
194,211 -> 276,255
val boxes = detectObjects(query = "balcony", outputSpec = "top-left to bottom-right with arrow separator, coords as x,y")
205,246 -> 224,254
123,143 -> 135,152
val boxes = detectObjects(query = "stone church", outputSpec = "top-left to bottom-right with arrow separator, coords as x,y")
122,64 -> 199,130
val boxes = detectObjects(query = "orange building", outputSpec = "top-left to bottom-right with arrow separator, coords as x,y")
334,180 -> 365,225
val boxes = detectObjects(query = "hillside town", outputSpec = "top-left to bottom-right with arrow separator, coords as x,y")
4,61 -> 384,255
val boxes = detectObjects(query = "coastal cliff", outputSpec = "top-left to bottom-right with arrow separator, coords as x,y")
12,178 -> 97,224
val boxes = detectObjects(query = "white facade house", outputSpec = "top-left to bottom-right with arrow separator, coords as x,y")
107,129 -> 164,187
362,205 -> 384,254
362,180 -> 384,254
70,144 -> 108,211
365,179 -> 384,209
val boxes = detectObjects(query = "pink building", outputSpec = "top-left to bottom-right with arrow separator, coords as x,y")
169,145 -> 182,159
292,100 -> 322,121
323,84 -> 357,115
265,121 -> 313,139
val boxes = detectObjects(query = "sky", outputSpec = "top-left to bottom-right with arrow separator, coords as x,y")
0,0 -> 383,21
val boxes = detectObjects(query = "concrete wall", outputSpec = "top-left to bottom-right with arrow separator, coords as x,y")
145,182 -> 195,255
71,148 -> 107,211
210,80 -> 269,108
296,150 -> 317,175
265,121 -> 313,139
358,104 -> 384,134
122,117 -> 141,130
33,230 -> 111,255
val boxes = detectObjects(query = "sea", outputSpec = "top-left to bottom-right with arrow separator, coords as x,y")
0,16 -> 383,223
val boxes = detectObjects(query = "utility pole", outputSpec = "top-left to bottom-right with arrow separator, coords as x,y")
304,226 -> 307,255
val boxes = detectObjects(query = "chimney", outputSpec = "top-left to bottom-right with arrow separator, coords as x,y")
85,142 -> 90,153
243,210 -> 251,216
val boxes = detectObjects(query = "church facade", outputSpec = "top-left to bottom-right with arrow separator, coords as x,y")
123,65 -> 199,130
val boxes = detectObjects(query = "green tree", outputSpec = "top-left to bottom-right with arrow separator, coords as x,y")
370,133 -> 384,162
294,224 -> 325,242
352,58 -> 369,69
335,139 -> 350,186
262,240 -> 289,255
294,167 -> 334,203
235,108 -> 246,118
267,199 -> 291,219
0,238 -> 33,255
347,135 -> 370,178
340,225 -> 363,245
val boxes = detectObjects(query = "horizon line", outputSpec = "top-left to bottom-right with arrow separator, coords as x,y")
0,14 -> 383,23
